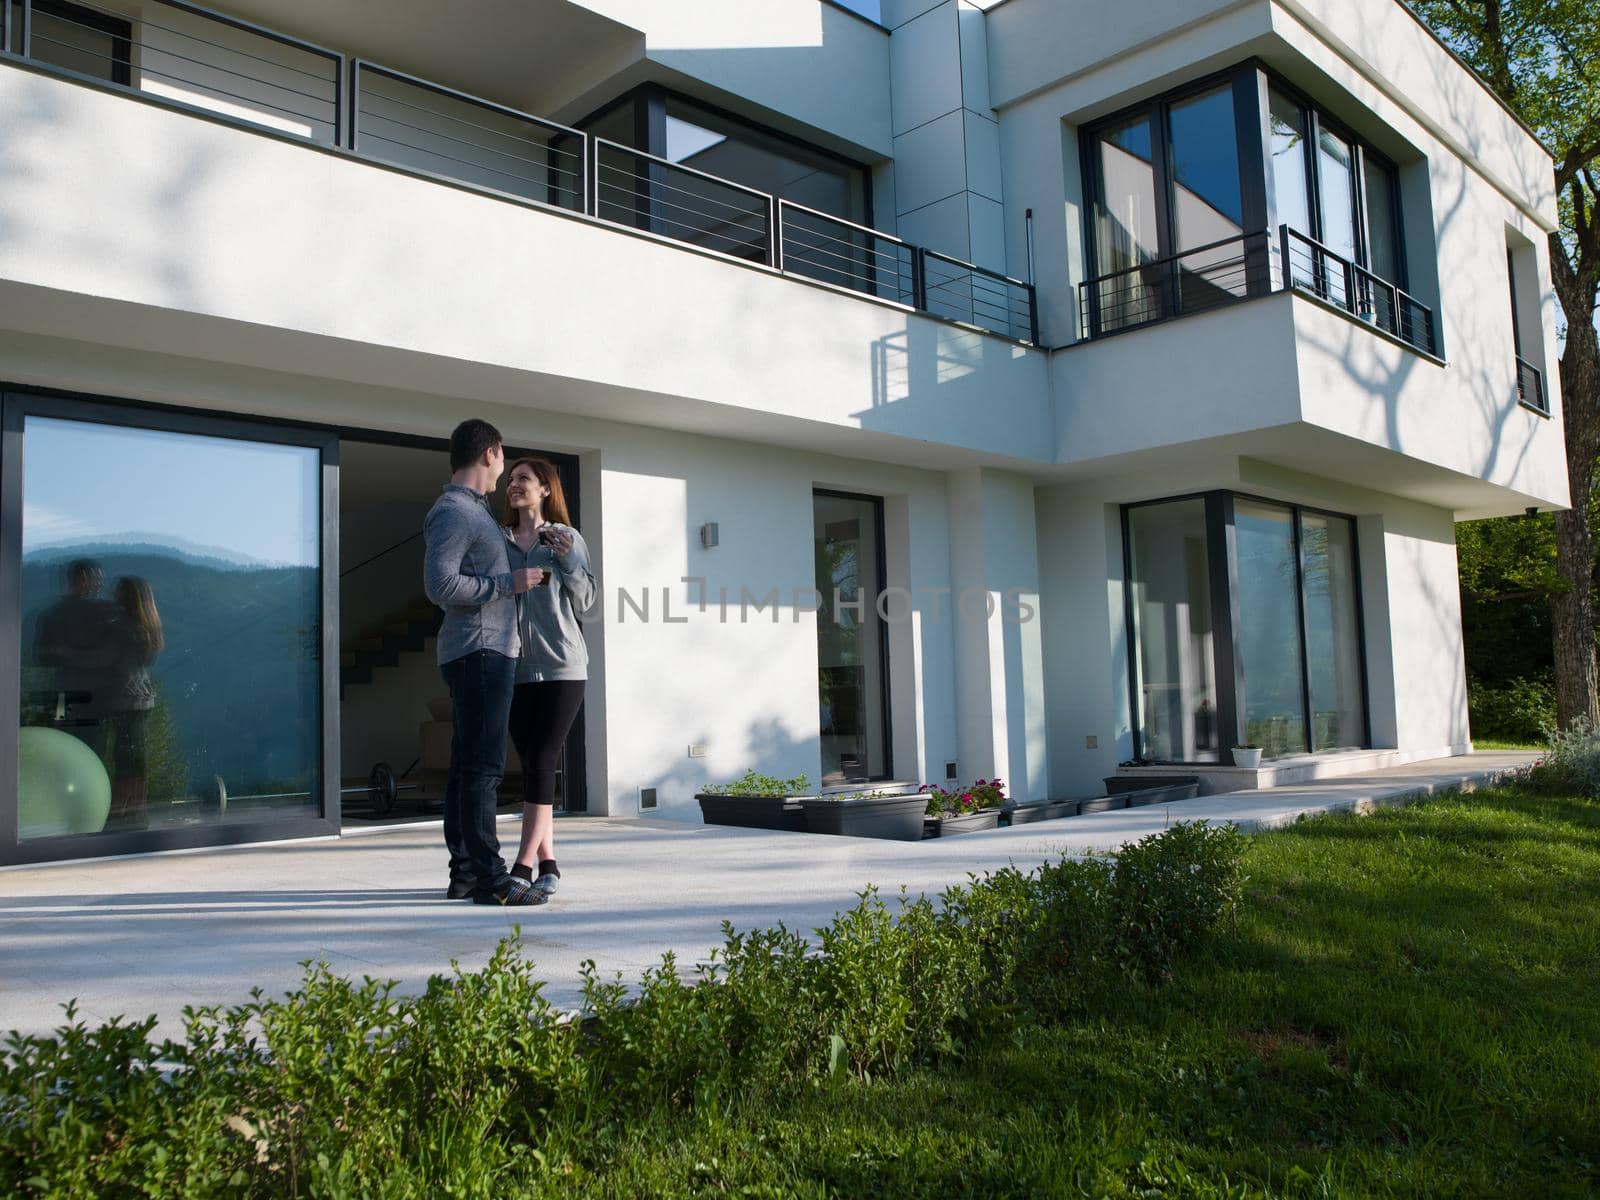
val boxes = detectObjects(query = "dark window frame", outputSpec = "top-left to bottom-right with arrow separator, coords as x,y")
1266,76 -> 1409,291
0,387 -> 339,867
0,382 -> 591,867
1082,60 -> 1412,327
578,82 -> 873,225
1121,489 -> 1371,765
813,487 -> 893,783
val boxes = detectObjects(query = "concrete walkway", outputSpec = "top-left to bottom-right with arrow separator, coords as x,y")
0,752 -> 1535,1039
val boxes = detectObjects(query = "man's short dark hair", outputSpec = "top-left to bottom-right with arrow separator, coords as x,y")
449,419 -> 503,471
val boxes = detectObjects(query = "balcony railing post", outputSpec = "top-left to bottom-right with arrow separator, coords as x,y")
19,0 -> 31,57
1341,258 -> 1355,317
348,59 -> 361,151
1277,223 -> 1291,292
332,55 -> 344,148
768,196 -> 782,271
912,248 -> 927,312
1,0 -> 8,58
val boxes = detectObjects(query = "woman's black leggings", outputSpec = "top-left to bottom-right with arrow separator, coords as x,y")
508,680 -> 585,807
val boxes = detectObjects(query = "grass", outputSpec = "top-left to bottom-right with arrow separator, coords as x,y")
1472,738 -> 1547,751
544,787 -> 1600,1198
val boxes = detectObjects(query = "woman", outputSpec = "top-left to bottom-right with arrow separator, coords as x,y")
502,457 -> 596,896
107,576 -> 163,827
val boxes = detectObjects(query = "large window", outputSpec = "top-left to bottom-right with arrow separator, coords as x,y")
1125,499 -> 1220,762
1085,72 -> 1260,332
1123,493 -> 1368,763
1084,64 -> 1415,341
3,394 -> 334,864
1270,83 -> 1406,293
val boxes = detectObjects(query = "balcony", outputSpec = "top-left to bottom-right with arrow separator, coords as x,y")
1078,227 -> 1439,360
0,0 -> 1038,345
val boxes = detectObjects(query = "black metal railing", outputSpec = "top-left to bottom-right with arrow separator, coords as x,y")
351,61 -> 583,211
591,138 -> 776,265
1079,231 -> 1272,338
776,202 -> 1035,341
3,0 -> 341,143
1,0 -> 1040,344
1078,224 -> 1439,358
1516,355 -> 1547,414
778,200 -> 917,306
1279,226 -> 1436,357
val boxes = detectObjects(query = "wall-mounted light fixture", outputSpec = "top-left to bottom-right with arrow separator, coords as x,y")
700,522 -> 719,549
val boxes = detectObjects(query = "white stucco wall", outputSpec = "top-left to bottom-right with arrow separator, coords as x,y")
0,63 -> 1050,470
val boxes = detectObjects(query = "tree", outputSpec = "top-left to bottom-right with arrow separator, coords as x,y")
1406,0 -> 1600,727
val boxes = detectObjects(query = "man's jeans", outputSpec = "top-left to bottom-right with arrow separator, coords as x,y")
440,650 -> 516,890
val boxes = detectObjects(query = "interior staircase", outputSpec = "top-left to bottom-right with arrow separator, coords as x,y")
340,596 -> 441,698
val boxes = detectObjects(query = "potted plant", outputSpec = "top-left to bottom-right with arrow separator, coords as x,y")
922,778 -> 1003,837
1232,743 -> 1263,769
696,770 -> 811,832
799,787 -> 929,841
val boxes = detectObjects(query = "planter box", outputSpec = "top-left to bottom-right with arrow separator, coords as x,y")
799,793 -> 927,841
924,809 -> 1001,837
1119,781 -> 1200,808
1077,795 -> 1129,815
696,793 -> 807,833
1103,774 -> 1200,795
1001,800 -> 1079,826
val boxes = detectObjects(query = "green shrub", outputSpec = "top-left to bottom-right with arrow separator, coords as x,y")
1468,674 -> 1556,744
1525,720 -> 1600,798
0,823 -> 1245,1196
1109,820 -> 1246,980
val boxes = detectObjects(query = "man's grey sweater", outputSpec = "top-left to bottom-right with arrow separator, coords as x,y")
423,484 -> 520,665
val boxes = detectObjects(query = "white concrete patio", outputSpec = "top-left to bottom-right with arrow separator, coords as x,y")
0,752 -> 1535,1039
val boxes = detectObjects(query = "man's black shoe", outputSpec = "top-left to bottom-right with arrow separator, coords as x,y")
446,880 -> 477,900
472,877 -> 546,906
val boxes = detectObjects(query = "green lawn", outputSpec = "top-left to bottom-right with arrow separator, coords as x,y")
551,788 -> 1600,1198
1472,738 -> 1547,751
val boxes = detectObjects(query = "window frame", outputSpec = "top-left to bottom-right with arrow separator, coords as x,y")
1082,60 -> 1413,335
1082,63 -> 1266,287
1266,76 -> 1409,291
812,487 -> 893,784
0,387 -> 340,866
1121,489 -> 1372,765
577,82 -> 873,226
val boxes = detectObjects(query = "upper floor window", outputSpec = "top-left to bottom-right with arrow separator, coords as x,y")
1082,63 -> 1433,355
1269,83 -> 1405,297
579,86 -> 868,226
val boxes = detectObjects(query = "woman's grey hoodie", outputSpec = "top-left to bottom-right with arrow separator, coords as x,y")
505,522 -> 596,682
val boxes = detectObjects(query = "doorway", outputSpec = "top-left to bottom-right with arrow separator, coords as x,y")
813,490 -> 890,785
336,437 -> 586,821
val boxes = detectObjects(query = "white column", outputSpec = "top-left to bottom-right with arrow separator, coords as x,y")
945,467 -> 1048,799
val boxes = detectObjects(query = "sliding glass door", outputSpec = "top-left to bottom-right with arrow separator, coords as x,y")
2,391 -> 337,865
1124,492 -> 1368,763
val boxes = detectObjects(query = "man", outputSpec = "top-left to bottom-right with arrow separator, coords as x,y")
424,419 -> 545,906
33,558 -> 121,748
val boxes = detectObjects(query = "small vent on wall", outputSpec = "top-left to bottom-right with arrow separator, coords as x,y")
639,787 -> 659,812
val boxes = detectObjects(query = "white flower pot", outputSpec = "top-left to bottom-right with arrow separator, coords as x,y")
1232,747 -> 1263,769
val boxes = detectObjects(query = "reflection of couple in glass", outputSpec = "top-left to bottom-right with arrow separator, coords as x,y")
34,560 -> 164,828
423,419 -> 595,907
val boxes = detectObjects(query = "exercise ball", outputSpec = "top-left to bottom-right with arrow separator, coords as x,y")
18,726 -> 112,840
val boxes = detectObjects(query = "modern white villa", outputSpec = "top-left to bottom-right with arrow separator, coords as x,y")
0,0 -> 1566,865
